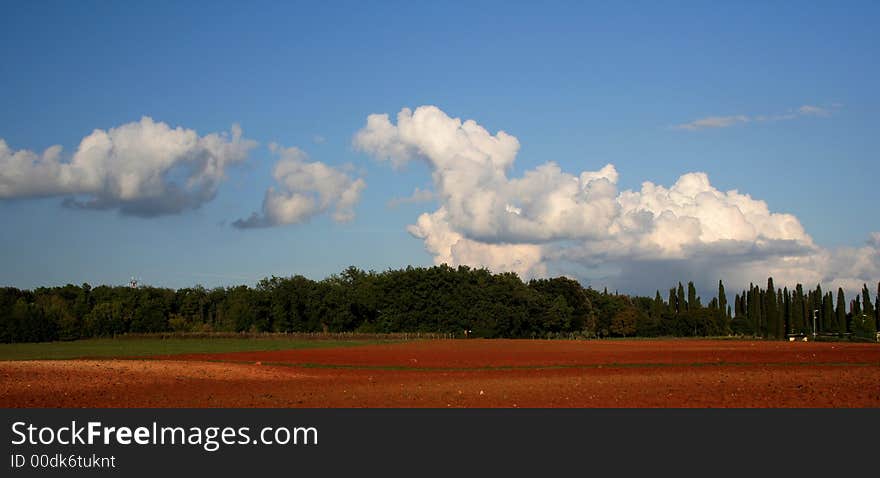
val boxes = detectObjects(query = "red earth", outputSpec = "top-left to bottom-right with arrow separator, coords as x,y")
2,339 -> 879,407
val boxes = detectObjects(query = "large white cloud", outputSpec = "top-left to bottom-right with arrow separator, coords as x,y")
356,105 -> 879,294
233,144 -> 366,228
0,117 -> 257,216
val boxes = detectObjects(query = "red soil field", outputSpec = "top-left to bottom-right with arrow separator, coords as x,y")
2,339 -> 879,407
161,338 -> 880,368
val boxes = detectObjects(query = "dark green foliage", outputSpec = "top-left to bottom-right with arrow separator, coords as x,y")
746,284 -> 762,337
875,281 -> 879,332
764,278 -> 778,339
677,283 -> 686,314
822,292 -> 835,334
718,280 -> 727,320
873,282 -> 880,331
687,282 -> 697,312
610,307 -> 638,337
792,284 -> 806,334
851,285 -> 877,339
836,288 -> 847,335
528,276 -> 593,332
862,284 -> 874,323
1,269 -> 877,343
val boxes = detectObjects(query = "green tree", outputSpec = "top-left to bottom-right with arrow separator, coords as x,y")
851,299 -> 876,339
610,307 -> 638,337
85,301 -> 127,336
836,288 -> 847,335
677,283 -> 686,314
687,282 -> 697,311
792,284 -> 805,334
765,278 -> 779,339
851,285 -> 876,340
875,281 -> 880,332
131,299 -> 167,333
862,284 -> 874,323
822,292 -> 834,334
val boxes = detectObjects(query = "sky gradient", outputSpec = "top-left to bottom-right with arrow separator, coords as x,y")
1,1 -> 878,296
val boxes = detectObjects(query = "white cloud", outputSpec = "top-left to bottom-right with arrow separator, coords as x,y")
674,115 -> 750,131
233,143 -> 366,228
796,105 -> 830,117
0,117 -> 257,216
356,105 -> 878,294
674,104 -> 839,131
387,187 -> 435,208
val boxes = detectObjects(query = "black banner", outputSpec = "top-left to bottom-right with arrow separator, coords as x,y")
2,409 -> 877,476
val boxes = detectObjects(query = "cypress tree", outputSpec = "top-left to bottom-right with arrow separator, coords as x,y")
757,282 -> 766,337
747,285 -> 757,335
687,282 -> 697,311
875,281 -> 880,330
876,296 -> 880,331
783,287 -> 791,335
851,295 -> 876,339
765,280 -> 774,338
718,280 -> 727,319
754,286 -> 764,337
822,292 -> 834,334
765,278 -> 778,339
836,288 -> 847,335
677,283 -> 685,315
875,282 -> 880,331
802,286 -> 811,335
806,287 -> 819,336
777,287 -> 785,339
862,284 -> 874,321
652,291 -> 664,319
793,284 -> 805,334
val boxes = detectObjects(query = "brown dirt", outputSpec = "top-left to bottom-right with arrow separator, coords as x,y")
158,338 -> 880,368
2,339 -> 879,407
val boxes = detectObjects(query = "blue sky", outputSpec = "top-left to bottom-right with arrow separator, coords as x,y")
1,1 -> 878,293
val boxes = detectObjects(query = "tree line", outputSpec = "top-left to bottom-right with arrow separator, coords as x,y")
1,265 -> 878,343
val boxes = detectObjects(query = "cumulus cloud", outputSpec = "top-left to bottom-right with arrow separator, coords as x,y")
356,105 -> 878,294
674,104 -> 839,131
0,117 -> 257,216
233,143 -> 366,229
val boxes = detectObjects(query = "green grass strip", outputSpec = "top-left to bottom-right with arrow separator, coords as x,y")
155,359 -> 880,372
0,338 -> 383,361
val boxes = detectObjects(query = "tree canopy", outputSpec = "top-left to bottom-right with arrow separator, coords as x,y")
1,270 -> 877,343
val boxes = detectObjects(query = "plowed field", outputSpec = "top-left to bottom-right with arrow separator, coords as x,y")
2,339 -> 879,407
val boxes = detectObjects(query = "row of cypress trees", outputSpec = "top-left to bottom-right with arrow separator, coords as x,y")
731,279 -> 878,339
